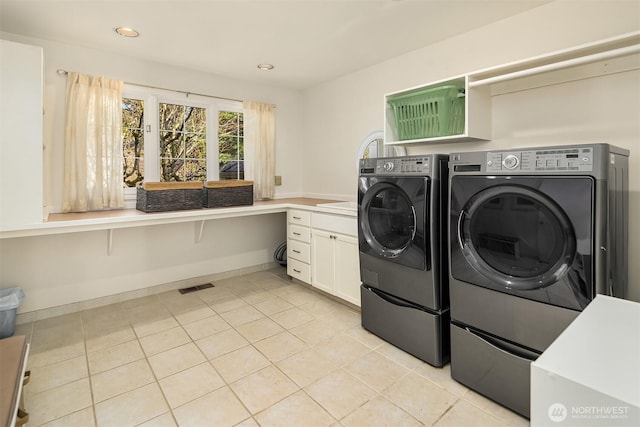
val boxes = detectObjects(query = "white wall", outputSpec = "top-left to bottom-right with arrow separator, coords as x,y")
1,214 -> 286,313
0,40 -> 43,227
300,0 -> 640,301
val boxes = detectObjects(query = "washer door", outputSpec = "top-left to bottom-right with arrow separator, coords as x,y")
459,185 -> 575,290
359,177 -> 429,270
450,176 -> 594,310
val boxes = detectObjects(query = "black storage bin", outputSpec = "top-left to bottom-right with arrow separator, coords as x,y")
136,182 -> 203,213
203,181 -> 253,208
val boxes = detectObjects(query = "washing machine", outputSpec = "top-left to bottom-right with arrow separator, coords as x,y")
358,154 -> 449,367
448,143 -> 629,417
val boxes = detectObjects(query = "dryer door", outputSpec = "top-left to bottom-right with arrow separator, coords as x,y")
450,176 -> 594,310
358,177 -> 429,271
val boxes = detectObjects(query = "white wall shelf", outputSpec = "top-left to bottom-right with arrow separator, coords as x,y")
384,31 -> 640,146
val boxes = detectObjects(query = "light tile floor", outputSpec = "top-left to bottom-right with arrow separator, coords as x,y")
16,268 -> 529,426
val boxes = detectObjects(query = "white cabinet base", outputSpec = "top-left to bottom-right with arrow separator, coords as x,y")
531,295 -> 640,426
311,213 -> 360,307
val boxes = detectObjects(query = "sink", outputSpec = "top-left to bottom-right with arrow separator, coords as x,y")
318,201 -> 358,211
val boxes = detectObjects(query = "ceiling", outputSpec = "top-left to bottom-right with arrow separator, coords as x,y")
1,0 -> 551,90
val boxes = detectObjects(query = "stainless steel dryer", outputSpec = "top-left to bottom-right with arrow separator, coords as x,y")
359,154 -> 449,367
448,143 -> 629,418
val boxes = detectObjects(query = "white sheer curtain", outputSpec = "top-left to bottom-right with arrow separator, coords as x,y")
62,72 -> 124,212
243,101 -> 276,200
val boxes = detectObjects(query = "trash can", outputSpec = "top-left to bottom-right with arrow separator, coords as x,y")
0,288 -> 25,339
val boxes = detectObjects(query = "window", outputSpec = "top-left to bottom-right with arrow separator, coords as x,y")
120,86 -> 243,205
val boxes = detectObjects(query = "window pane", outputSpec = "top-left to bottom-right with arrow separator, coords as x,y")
160,158 -> 184,181
185,133 -> 206,159
219,111 -> 240,136
184,106 -> 206,133
185,160 -> 207,181
218,135 -> 238,163
124,157 -> 144,187
122,98 -> 144,187
159,103 -> 185,131
160,131 -> 183,158
123,129 -> 144,157
123,99 -> 144,129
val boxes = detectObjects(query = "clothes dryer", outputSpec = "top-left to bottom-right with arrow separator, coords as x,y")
448,143 -> 629,417
358,154 -> 449,367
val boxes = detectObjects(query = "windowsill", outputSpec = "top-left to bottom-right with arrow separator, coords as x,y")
0,198 -> 354,239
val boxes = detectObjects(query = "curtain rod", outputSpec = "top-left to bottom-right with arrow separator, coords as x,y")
56,69 -> 247,104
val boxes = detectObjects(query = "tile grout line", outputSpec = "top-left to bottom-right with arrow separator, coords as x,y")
79,313 -> 100,427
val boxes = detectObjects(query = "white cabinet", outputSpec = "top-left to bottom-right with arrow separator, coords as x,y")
287,209 -> 311,284
531,295 -> 640,426
0,40 -> 44,228
311,213 -> 361,306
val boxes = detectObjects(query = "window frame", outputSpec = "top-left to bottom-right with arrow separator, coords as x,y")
122,84 -> 243,207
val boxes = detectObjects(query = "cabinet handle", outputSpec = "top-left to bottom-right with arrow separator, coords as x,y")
293,232 -> 301,236
292,249 -> 301,253
293,268 -> 301,273
293,216 -> 301,220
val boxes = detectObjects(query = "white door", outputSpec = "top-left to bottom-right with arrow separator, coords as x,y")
312,229 -> 335,294
334,234 -> 361,306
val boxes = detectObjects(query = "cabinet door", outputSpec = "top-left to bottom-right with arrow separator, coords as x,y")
0,40 -> 43,227
311,229 -> 335,294
334,234 -> 361,306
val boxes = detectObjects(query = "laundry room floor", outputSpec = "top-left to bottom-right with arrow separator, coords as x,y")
15,268 -> 528,426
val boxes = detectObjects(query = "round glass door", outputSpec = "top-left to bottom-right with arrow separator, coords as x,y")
458,185 -> 576,290
362,182 -> 415,258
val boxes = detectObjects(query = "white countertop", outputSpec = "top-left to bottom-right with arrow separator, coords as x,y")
0,198 -> 357,239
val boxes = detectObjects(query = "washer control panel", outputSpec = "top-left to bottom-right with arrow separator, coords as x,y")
360,156 -> 431,175
486,147 -> 594,173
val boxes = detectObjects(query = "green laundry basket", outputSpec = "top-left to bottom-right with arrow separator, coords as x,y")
388,85 -> 465,140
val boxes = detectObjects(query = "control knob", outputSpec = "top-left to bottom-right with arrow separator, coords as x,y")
383,161 -> 394,172
502,154 -> 520,170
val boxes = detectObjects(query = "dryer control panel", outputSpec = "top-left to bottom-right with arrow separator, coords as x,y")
485,147 -> 594,173
360,156 -> 432,175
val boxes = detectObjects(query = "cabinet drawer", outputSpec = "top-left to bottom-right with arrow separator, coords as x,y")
311,213 -> 357,236
288,240 -> 311,264
288,210 -> 311,227
287,258 -> 311,284
288,224 -> 311,243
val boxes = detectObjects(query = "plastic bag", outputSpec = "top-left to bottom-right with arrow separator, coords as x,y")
0,288 -> 25,310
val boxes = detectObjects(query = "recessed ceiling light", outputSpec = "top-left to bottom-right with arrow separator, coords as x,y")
257,64 -> 274,71
114,27 -> 139,37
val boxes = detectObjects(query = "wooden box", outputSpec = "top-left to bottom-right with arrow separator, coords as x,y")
204,180 -> 253,208
136,182 -> 203,213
